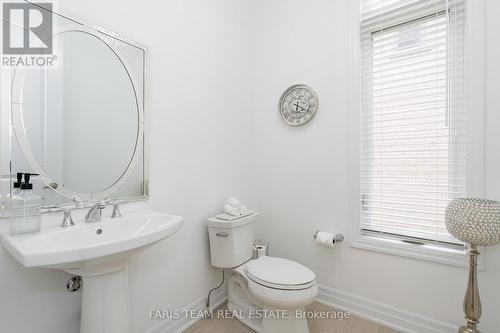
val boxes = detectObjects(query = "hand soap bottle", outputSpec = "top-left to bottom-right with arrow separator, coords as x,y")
3,173 -> 23,202
9,173 -> 42,235
11,173 -> 24,198
2,173 -> 23,219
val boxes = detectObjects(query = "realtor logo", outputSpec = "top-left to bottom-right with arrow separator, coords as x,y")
2,2 -> 53,54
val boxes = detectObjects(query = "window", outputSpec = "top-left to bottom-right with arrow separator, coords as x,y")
360,0 -> 466,245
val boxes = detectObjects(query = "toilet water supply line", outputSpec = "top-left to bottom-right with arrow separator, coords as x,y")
206,269 -> 225,314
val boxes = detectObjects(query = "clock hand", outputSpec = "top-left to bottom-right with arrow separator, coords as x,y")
293,102 -> 300,112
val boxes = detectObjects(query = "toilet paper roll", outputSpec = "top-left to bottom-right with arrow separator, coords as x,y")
314,231 -> 338,248
253,245 -> 268,259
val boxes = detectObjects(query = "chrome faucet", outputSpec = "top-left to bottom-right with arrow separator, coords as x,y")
85,202 -> 105,223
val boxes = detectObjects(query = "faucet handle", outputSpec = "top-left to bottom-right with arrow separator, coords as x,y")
61,208 -> 75,227
43,205 -> 75,227
102,199 -> 123,218
109,200 -> 122,219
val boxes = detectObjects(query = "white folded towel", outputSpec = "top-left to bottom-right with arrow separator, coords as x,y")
223,197 -> 249,216
224,204 -> 248,216
227,197 -> 242,209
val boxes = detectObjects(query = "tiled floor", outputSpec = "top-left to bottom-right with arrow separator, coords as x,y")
184,302 -> 399,333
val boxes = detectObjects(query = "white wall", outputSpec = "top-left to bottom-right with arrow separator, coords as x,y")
0,0 -> 255,332
481,0 -> 500,329
251,0 -> 499,332
0,227 -> 81,333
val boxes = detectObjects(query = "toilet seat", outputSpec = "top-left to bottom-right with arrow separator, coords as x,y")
244,256 -> 316,290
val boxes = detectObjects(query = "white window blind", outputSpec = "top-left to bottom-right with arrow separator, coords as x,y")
360,0 -> 466,245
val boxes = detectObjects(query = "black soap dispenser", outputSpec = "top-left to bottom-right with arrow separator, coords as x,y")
10,172 -> 23,197
9,173 -> 42,235
21,173 -> 34,190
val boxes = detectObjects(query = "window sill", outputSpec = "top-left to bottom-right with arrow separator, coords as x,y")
350,235 -> 480,269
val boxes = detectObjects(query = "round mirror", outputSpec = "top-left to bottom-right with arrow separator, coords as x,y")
11,28 -> 143,200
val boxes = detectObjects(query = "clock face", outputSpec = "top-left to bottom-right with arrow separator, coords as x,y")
279,84 -> 319,126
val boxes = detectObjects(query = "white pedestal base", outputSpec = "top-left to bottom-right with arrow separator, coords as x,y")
79,265 -> 132,333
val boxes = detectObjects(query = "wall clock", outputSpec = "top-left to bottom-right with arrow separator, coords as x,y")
279,84 -> 319,126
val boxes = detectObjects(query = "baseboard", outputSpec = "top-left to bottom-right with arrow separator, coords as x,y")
317,284 -> 458,333
145,283 -> 458,333
145,287 -> 227,333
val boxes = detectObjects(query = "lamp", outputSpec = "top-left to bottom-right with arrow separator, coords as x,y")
445,198 -> 500,333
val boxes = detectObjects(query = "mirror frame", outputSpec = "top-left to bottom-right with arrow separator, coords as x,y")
5,3 -> 150,210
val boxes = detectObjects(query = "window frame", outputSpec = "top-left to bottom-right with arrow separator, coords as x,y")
361,9 -> 463,248
348,0 -> 486,268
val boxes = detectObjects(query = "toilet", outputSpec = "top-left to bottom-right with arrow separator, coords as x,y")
206,212 -> 318,333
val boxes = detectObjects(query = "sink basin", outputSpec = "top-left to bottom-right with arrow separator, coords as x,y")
1,209 -> 183,270
1,209 -> 183,333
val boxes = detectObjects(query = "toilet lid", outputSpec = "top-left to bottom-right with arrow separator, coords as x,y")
245,256 -> 315,290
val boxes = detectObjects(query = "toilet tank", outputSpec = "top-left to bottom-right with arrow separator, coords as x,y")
206,212 -> 258,268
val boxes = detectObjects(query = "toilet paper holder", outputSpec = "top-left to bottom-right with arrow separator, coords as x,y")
313,230 -> 344,242
253,239 -> 269,259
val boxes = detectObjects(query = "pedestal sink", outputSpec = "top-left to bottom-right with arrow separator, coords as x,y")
0,209 -> 183,333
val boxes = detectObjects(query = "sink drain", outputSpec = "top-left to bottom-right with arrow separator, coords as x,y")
96,229 -> 103,235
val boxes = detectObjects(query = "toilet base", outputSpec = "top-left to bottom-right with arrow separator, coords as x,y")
227,270 -> 263,332
227,268 -> 311,333
227,301 -> 262,332
262,307 -> 309,333
226,303 -> 310,333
